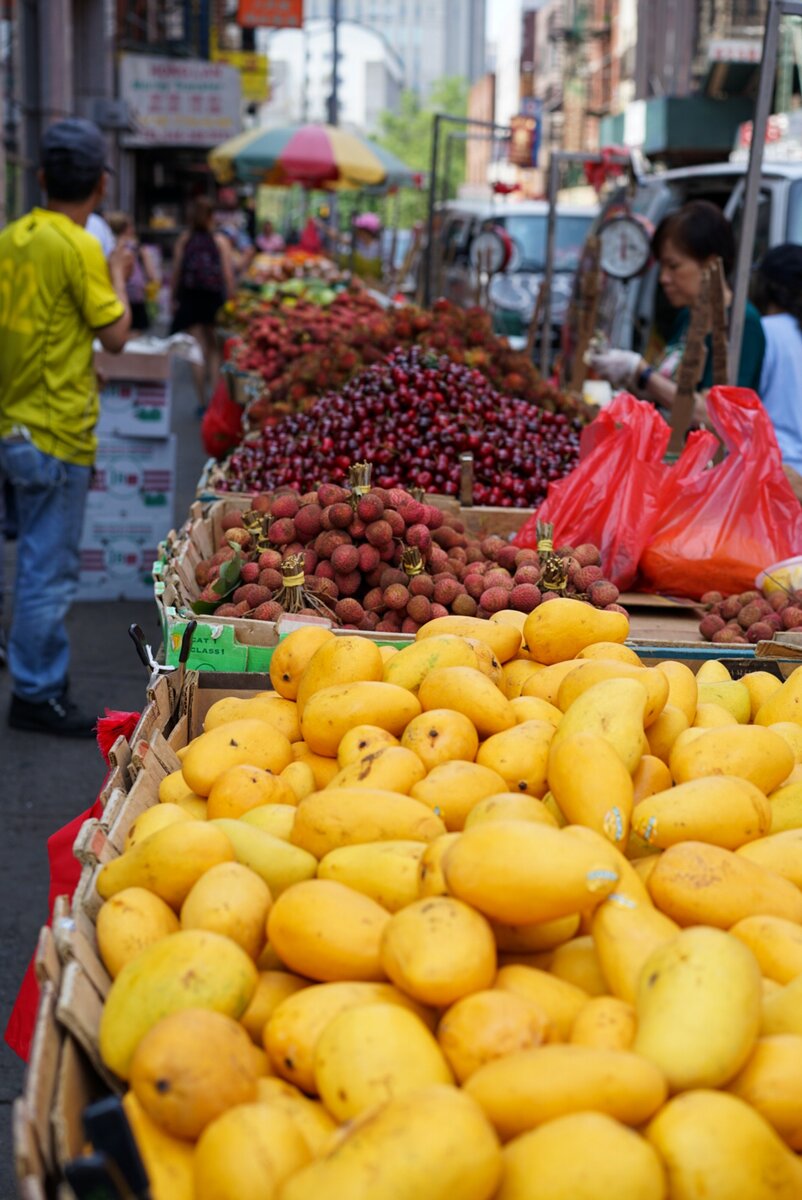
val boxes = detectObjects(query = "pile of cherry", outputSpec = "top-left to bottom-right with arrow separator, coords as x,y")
194,485 -> 624,633
217,347 -> 581,508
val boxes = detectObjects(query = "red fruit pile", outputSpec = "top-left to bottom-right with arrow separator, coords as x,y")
219,348 -> 581,507
697,588 -> 802,645
193,488 -> 624,632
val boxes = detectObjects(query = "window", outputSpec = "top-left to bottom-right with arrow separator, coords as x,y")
495,213 -> 595,273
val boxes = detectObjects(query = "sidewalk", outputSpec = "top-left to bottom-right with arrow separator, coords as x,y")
0,361 -> 208,1192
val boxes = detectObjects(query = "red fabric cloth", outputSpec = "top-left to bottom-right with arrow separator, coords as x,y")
299,218 -> 323,254
4,709 -> 141,1061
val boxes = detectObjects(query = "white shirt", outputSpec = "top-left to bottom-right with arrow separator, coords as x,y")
86,212 -> 115,258
759,312 -> 802,473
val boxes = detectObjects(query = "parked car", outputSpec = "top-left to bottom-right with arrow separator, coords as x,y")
434,199 -> 598,347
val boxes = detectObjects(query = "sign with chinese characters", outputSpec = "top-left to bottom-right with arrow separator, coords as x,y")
120,54 -> 242,148
210,31 -> 269,102
237,0 -> 304,28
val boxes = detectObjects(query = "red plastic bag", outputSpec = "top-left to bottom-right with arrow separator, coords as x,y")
202,378 -> 243,459
514,394 -> 677,590
640,387 -> 802,599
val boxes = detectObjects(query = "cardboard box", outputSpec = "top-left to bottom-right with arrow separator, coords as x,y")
77,513 -> 164,601
94,349 -> 175,440
87,434 -> 177,521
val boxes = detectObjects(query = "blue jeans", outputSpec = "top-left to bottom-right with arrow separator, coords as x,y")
0,438 -> 90,702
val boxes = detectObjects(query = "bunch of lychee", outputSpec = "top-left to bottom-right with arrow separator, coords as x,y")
192,486 -> 625,633
698,589 -> 802,645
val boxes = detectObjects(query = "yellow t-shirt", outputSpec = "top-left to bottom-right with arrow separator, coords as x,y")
0,208 -> 125,465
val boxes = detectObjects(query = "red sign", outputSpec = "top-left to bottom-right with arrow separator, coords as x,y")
237,0 -> 303,28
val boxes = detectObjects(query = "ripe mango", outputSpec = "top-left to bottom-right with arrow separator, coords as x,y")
269,626 -> 335,700
490,914 -> 580,955
549,935 -> 608,997
730,914 -> 802,984
569,995 -> 637,1051
655,659 -> 698,723
577,642 -> 642,665
761,971 -> 802,1036
736,827 -> 802,887
476,720 -> 555,798
632,755 -> 673,802
437,989 -> 548,1084
728,1035 -> 802,1150
207,763 -> 296,819
418,666 -> 515,738
240,970 -> 308,1045
417,832 -> 461,898
194,1102 -> 310,1200
267,878 -> 389,982
336,724 -> 399,766
754,665 -> 802,727
632,776 -> 771,851
181,719 -> 293,797
692,701 -> 738,729
97,822 -> 235,911
96,888 -> 180,979
669,724 -> 794,794
523,597 -> 628,665
124,803 -> 192,851
212,818 -> 317,895
122,1092 -> 194,1200
291,788 -> 445,858
325,745 -> 426,793
465,793 -> 559,830
521,660 -> 583,705
591,892 -> 680,1005
317,840 -> 426,912
240,803 -> 296,840
382,634 -> 478,692
254,1077 -> 336,1157
769,721 -> 802,763
493,965 -> 589,1041
557,661 -> 668,728
645,705 -> 690,764
180,862 -> 271,960
509,695 -> 563,727
411,761 -> 508,830
696,658 -> 732,683
416,614 -> 522,662
158,768 -> 192,806
380,896 -> 496,1006
767,780 -> 802,832
548,678 -> 648,775
401,708 -> 479,771
697,680 -> 751,724
204,695 -> 301,742
301,681 -> 421,756
547,731 -> 634,850
742,670 -> 784,720
295,635 -> 383,717
290,742 -> 340,789
500,659 -> 544,700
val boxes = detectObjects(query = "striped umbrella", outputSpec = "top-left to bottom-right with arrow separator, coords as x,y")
209,123 -> 388,189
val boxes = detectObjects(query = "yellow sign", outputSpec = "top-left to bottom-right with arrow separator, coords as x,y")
210,32 -> 269,102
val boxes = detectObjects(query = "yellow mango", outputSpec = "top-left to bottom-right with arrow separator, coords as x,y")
465,793 -> 559,830
633,926 -> 761,1091
289,743 -> 340,788
509,695 -> 563,727
417,831 -> 461,897
730,914 -> 802,984
569,995 -> 636,1051
549,935 -> 608,997
494,965 -> 588,1040
172,794 -> 208,820
336,724 -> 400,766
696,658 -> 732,683
438,989 -> 548,1084
465,1044 -> 666,1140
697,679 -> 751,723
416,613 -> 522,662
557,661 -> 668,728
754,665 -> 802,726
632,776 -> 771,851
267,878 -> 389,982
295,634 -> 383,717
291,788 -> 445,858
742,670 -> 784,719
500,659 -> 544,699
591,893 -> 680,1005
240,970 -> 309,1045
317,840 -> 426,912
96,888 -> 180,979
728,1035 -> 802,1150
180,861 -> 271,960
301,681 -> 421,756
547,731 -> 634,850
737,827 -> 802,887
632,754 -> 673,802
769,720 -> 802,763
97,822 -> 235,911
265,980 -> 435,1093
122,1092 -> 194,1200
204,695 -> 301,742
325,745 -> 426,793
254,1077 -> 336,1156
418,666 -> 515,738
655,659 -> 698,723
279,1085 -> 502,1200
206,764 -> 296,820
401,708 -> 479,771
524,598 -> 629,666
476,720 -> 555,798
130,1009 -> 258,1140
463,638 -> 504,686
768,780 -> 802,832
314,1002 -> 453,1120
491,914 -> 581,955
382,634 -> 478,691
158,768 -> 192,806
521,660 -> 583,705
578,642 -> 643,665
269,626 -> 335,701
632,855 -> 661,887
124,803 -> 191,851
380,895 -> 496,1006
548,678 -> 648,775
647,841 -> 802,927
444,820 -> 618,924
99,929 -> 258,1079
497,1112 -> 666,1200
669,724 -> 794,794
379,645 -> 398,663
411,761 -> 508,830
646,704 -> 690,763
763,971 -> 802,1036
182,719 -> 293,797
541,790 -> 568,826
240,803 -> 296,840
562,824 -> 651,906
646,1089 -> 802,1199
194,1102 -> 310,1200
211,818 -> 317,895
692,701 -> 739,728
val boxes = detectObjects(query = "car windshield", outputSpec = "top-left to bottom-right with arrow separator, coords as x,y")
495,213 -> 593,272
787,179 -> 802,244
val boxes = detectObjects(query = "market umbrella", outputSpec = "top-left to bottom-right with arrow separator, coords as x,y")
209,123 -> 387,189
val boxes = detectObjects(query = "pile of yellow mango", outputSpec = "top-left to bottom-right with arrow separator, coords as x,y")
91,600 -> 802,1200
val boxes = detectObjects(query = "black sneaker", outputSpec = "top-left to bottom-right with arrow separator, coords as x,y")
8,694 -> 97,738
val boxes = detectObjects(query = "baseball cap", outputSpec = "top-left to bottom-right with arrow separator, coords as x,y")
41,118 -> 111,178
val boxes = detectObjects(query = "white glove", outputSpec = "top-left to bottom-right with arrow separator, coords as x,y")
586,348 -> 643,390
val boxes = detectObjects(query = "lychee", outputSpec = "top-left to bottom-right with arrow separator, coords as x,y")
510,584 -> 541,613
699,614 -> 726,640
356,494 -> 384,523
358,544 -> 381,573
258,568 -> 282,591
335,598 -> 365,625
294,504 -> 323,540
746,622 -> 775,643
409,573 -> 434,598
587,580 -> 620,608
251,600 -> 284,622
258,549 -> 283,571
406,524 -> 432,552
317,483 -> 350,507
268,518 -> 296,545
334,570 -> 361,597
331,543 -> 360,574
433,577 -> 463,606
452,594 -> 477,616
573,543 -> 602,568
384,583 -> 410,611
480,587 -> 511,614
575,565 -> 605,592
271,493 -> 299,520
366,520 -> 393,548
406,595 -> 432,624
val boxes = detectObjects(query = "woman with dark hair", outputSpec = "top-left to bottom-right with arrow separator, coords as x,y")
170,196 -> 236,408
588,200 -> 766,412
752,244 -> 802,472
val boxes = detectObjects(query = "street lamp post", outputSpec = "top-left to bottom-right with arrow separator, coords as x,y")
327,0 -> 340,126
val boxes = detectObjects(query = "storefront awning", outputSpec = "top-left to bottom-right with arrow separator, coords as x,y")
600,96 -> 756,163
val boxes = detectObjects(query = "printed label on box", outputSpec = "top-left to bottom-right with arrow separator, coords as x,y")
79,516 -> 165,601
96,379 -> 172,439
88,435 -> 176,516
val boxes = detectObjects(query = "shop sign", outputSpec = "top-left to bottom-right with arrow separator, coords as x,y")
237,0 -> 304,28
509,108 -> 540,168
709,38 -> 762,64
120,54 -> 242,148
210,32 -> 269,102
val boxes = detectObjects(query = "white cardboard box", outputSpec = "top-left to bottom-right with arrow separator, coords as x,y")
77,513 -> 165,601
86,434 -> 177,523
94,350 -> 174,440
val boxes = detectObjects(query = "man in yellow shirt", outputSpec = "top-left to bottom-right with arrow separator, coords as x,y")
0,118 -> 132,736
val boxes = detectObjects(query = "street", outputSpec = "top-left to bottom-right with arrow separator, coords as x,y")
0,362 -> 206,1194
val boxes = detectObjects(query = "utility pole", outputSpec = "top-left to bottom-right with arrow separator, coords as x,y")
327,0 -> 340,126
